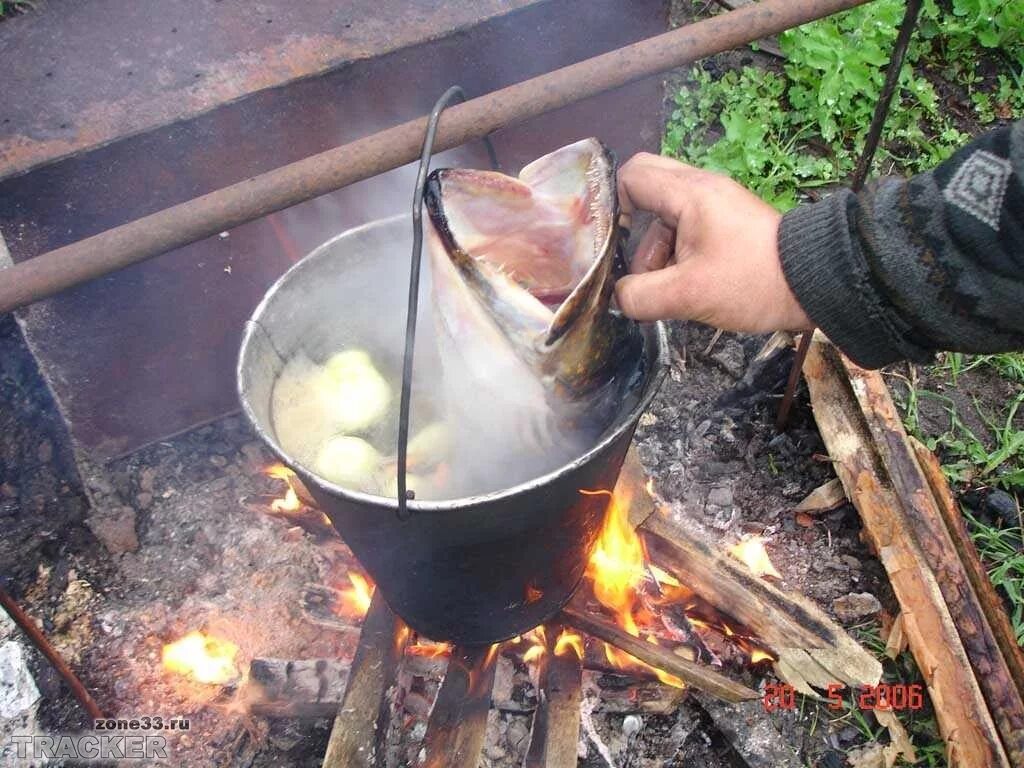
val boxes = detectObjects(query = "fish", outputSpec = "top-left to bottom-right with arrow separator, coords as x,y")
423,138 -> 643,462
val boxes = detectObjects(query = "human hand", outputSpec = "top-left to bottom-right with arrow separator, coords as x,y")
614,153 -> 812,333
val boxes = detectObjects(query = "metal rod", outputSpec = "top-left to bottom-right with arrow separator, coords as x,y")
0,0 -> 871,315
0,586 -> 105,721
852,0 -> 924,192
776,0 -> 922,431
775,331 -> 813,431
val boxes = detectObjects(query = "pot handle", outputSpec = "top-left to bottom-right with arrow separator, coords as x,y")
395,86 -> 500,521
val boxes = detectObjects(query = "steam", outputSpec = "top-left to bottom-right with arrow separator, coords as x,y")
262,142 -> 631,501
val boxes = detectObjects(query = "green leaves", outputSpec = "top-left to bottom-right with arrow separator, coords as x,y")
663,0 -> 1013,212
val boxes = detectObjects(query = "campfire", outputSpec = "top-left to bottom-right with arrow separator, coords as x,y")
156,455 -> 879,767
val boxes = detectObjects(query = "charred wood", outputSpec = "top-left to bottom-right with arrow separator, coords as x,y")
560,598 -> 758,703
421,644 -> 499,768
524,622 -> 584,768
321,592 -> 407,768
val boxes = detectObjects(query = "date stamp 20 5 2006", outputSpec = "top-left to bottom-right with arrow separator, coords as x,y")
762,683 -> 926,713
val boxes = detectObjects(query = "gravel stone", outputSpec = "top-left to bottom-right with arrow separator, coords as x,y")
832,592 -> 882,622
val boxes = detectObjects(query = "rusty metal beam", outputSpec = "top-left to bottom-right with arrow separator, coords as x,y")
0,0 -> 870,315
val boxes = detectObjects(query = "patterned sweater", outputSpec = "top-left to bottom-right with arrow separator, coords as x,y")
778,119 -> 1024,369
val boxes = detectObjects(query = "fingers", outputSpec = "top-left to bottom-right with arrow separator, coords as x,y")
617,153 -> 709,230
615,261 -> 712,324
630,219 -> 675,274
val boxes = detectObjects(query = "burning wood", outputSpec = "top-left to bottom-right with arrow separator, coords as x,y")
421,644 -> 499,768
322,592 -> 407,768
261,463 -> 335,538
524,621 -> 584,768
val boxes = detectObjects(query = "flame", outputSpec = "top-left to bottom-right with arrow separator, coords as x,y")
162,631 -> 240,685
581,483 -> 775,680
339,572 -> 374,619
408,640 -> 451,658
266,464 -> 301,512
584,485 -> 646,635
512,626 -> 548,664
729,536 -> 782,579
554,629 -> 584,659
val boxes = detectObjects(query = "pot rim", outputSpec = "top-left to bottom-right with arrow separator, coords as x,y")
238,213 -> 669,513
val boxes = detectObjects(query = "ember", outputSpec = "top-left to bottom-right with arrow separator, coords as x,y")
408,639 -> 452,658
162,631 -> 240,685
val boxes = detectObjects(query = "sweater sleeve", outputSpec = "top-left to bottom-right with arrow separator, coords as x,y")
777,118 -> 1024,369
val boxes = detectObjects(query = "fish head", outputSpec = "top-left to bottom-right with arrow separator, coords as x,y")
424,138 -> 636,397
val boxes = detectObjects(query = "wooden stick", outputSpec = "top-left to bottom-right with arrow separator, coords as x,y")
0,587 -> 104,721
524,623 -> 584,768
421,644 -> 499,768
560,600 -> 758,703
838,357 -> 1024,764
803,339 -> 1009,768
322,592 -> 407,768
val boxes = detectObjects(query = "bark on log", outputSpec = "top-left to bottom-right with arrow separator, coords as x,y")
560,599 -> 759,703
421,644 -> 499,768
837,357 -> 1024,764
803,339 -> 1009,768
912,438 -> 1024,695
524,622 -> 584,768
322,592 -> 407,768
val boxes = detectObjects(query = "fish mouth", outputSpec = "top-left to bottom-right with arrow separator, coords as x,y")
424,138 -> 617,354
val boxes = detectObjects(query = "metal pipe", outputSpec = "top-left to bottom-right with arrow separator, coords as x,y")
0,586 -> 105,720
0,0 -> 870,314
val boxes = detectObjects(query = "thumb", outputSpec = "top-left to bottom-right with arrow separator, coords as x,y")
614,259 -> 719,324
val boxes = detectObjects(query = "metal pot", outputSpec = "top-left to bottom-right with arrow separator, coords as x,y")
238,214 -> 667,644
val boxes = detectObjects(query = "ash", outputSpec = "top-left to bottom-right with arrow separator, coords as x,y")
2,309 -> 893,766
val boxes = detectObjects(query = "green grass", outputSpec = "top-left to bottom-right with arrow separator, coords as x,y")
803,621 -> 946,766
964,510 -> 1024,644
663,0 -> 1023,211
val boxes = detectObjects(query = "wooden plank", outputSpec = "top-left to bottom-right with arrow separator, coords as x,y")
838,357 -> 1024,764
803,338 -> 1008,768
560,599 -> 759,703
524,623 -> 584,768
322,592 -> 407,768
421,644 -> 499,768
